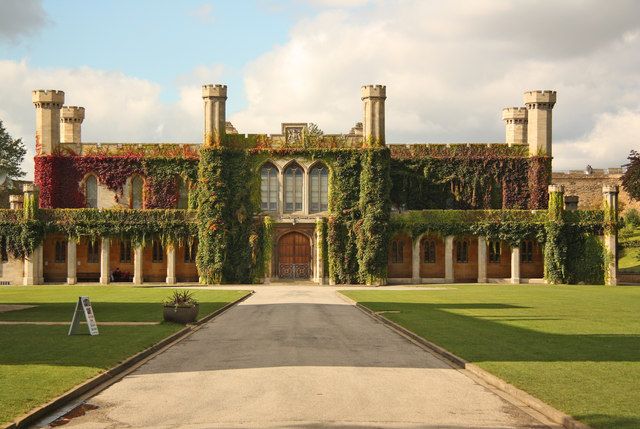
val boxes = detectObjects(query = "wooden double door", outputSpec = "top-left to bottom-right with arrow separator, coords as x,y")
278,232 -> 311,279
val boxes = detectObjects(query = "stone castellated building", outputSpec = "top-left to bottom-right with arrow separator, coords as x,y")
0,85 -> 622,286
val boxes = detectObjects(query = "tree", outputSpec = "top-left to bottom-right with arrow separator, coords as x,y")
622,150 -> 640,201
0,120 -> 26,179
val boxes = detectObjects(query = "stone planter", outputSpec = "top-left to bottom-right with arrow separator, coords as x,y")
163,304 -> 199,324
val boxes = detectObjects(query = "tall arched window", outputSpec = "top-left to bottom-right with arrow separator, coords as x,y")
85,175 -> 98,208
309,164 -> 328,213
131,176 -> 143,209
261,163 -> 278,212
177,177 -> 188,209
284,163 -> 303,212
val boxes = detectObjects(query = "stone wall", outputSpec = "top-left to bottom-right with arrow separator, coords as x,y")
552,168 -> 640,213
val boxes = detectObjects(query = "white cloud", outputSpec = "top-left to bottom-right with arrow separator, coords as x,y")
231,0 -> 640,170
2,0 -> 639,180
555,108 -> 640,171
0,60 -> 224,179
0,0 -> 48,42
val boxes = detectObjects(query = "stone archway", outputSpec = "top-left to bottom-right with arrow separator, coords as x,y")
278,231 -> 311,279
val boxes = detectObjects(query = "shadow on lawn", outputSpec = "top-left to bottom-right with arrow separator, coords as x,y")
359,302 -> 640,363
0,301 -> 230,322
576,414 -> 640,429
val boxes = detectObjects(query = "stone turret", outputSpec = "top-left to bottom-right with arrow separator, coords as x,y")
32,90 -> 65,155
502,107 -> 528,146
60,106 -> 85,148
524,90 -> 556,157
202,84 -> 227,146
361,85 -> 386,146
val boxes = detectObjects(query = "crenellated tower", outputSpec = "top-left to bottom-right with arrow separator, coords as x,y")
502,107 -> 528,146
32,90 -> 65,155
60,106 -> 85,152
202,84 -> 227,147
524,90 -> 556,157
361,85 -> 386,146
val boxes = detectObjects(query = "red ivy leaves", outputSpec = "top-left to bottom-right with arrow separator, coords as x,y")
34,155 -> 182,209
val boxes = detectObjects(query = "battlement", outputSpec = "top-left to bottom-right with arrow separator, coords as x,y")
32,89 -> 65,106
523,90 -> 557,105
361,84 -> 386,99
502,107 -> 528,121
61,106 -> 85,122
202,84 -> 228,98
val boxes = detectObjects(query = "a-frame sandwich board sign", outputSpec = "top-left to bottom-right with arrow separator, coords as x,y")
68,296 -> 99,336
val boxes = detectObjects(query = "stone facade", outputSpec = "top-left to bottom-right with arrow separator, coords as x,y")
0,83 -> 622,285
552,168 -> 639,213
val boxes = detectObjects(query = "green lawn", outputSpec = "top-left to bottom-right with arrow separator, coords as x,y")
0,286 -> 250,425
619,227 -> 640,273
342,285 -> 640,429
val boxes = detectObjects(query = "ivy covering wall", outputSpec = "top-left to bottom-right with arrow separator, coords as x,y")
3,140 -> 609,285
389,145 -> 551,210
34,154 -> 198,209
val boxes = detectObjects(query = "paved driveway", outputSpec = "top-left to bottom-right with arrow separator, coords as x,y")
56,286 -> 549,428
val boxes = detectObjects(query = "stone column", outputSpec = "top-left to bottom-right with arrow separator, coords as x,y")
511,246 -> 521,284
603,185 -> 619,286
445,236 -> 454,283
133,245 -> 143,285
67,239 -> 77,285
316,225 -> 325,285
36,244 -> 44,284
23,248 -> 39,285
412,237 -> 421,284
166,246 -> 176,284
100,237 -> 110,285
477,237 -> 487,283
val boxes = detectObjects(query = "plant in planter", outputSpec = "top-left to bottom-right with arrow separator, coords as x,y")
163,290 -> 199,324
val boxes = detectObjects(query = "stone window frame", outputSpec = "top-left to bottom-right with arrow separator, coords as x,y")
260,162 -> 279,213
455,239 -> 469,263
129,175 -> 145,209
391,240 -> 405,264
520,240 -> 534,263
308,162 -> 329,213
82,173 -> 99,208
422,238 -> 436,264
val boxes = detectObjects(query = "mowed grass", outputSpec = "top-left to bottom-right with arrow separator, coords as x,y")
342,285 -> 640,429
0,286 -> 250,425
619,227 -> 640,273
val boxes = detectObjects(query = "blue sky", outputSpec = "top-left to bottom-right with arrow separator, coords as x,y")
1,0 -> 639,178
1,0 -> 316,112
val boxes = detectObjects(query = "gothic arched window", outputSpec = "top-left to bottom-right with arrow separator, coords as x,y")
309,164 -> 328,213
284,163 -> 303,212
85,175 -> 98,208
131,176 -> 143,209
260,163 -> 278,212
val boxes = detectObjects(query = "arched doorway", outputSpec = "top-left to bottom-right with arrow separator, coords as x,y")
278,232 -> 311,279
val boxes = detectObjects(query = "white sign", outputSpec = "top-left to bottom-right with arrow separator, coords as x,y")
68,296 -> 99,336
